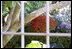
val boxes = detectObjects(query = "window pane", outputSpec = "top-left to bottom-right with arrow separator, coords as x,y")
25,36 -> 46,48
2,1 -> 21,32
24,1 -> 46,33
50,36 -> 71,48
3,35 -> 21,48
49,1 -> 71,33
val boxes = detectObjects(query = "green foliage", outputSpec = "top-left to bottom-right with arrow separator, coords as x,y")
25,1 -> 45,16
25,36 -> 46,47
4,36 -> 71,48
4,35 -> 21,48
2,1 -> 16,17
50,37 -> 71,48
25,40 -> 43,48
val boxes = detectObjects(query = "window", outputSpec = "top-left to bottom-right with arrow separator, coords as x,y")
1,1 -> 71,48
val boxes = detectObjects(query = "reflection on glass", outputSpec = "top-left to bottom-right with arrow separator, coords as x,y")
3,35 -> 21,48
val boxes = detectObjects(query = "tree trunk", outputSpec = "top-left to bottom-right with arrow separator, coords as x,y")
3,2 -> 21,47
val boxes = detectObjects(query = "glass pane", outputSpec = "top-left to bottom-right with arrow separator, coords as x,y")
50,36 -> 71,48
49,1 -> 71,33
25,36 -> 46,48
2,1 -> 21,32
24,1 -> 46,33
3,35 -> 21,48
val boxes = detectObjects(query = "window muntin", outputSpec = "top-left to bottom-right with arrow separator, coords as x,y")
1,1 -> 71,48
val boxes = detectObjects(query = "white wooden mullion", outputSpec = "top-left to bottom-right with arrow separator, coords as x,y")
21,1 -> 24,48
46,1 -> 50,48
1,1 -> 3,48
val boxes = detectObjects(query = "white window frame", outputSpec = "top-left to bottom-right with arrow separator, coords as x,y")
1,1 -> 71,48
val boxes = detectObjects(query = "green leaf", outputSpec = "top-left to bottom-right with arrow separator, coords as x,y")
25,40 -> 43,48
